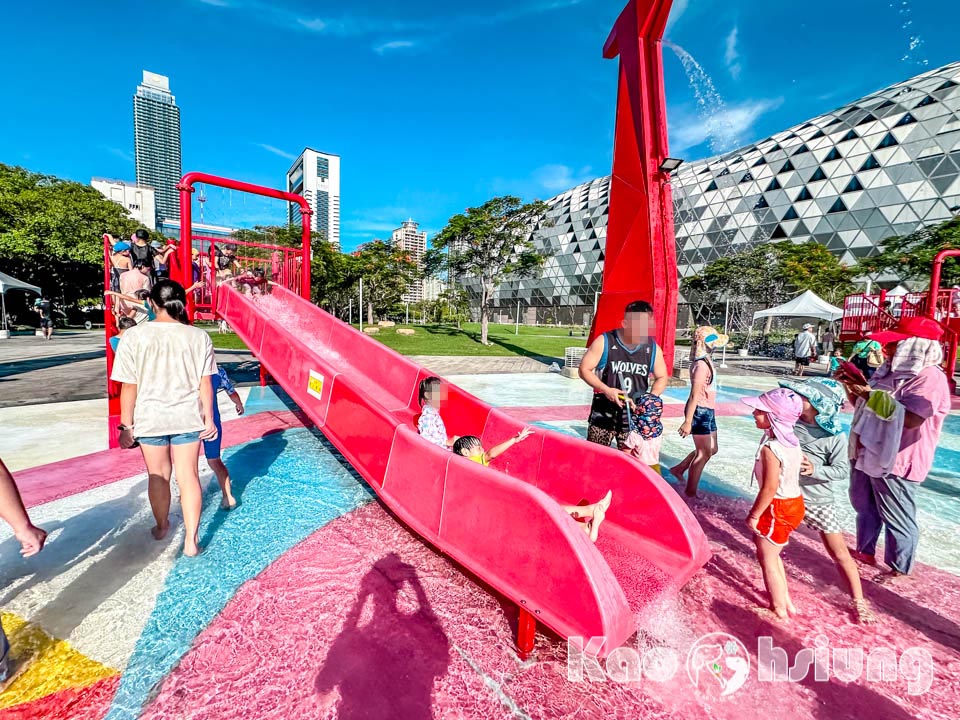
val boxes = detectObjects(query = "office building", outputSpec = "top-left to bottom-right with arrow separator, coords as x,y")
133,71 -> 182,225
286,148 -> 340,248
91,178 -> 156,230
475,61 -> 960,322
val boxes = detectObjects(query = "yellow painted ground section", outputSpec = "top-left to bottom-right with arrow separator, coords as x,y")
0,611 -> 117,710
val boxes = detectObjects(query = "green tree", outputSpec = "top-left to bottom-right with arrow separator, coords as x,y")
859,216 -> 960,286
681,240 -> 855,331
0,163 -> 142,308
428,196 -> 549,345
351,240 -> 417,324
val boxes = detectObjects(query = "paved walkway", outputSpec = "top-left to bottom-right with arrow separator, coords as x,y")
407,355 -> 551,374
0,332 -> 261,407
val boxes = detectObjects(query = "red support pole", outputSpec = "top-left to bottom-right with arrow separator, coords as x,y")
590,0 -> 677,370
103,234 -> 121,449
517,607 -> 536,659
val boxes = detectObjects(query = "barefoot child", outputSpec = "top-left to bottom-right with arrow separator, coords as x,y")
453,431 -> 613,542
742,388 -> 805,620
417,376 -> 456,449
205,367 -> 244,509
779,378 -> 875,623
672,326 -> 728,497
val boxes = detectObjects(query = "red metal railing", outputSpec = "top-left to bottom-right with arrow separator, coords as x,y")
189,236 -> 304,319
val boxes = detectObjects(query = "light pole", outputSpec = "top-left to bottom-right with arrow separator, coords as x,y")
720,297 -> 730,369
348,298 -> 352,327
359,277 -> 364,332
515,300 -> 521,335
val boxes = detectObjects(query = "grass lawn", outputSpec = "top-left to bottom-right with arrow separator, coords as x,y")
203,322 -> 587,360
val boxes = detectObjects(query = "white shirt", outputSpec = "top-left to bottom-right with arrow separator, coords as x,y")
110,321 -> 217,437
752,437 -> 804,499
794,331 -> 816,358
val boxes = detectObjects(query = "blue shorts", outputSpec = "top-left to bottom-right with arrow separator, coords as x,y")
203,422 -> 223,459
137,431 -> 201,446
203,406 -> 223,460
691,407 -> 717,436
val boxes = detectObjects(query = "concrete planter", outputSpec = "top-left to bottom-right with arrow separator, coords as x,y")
737,348 -> 749,357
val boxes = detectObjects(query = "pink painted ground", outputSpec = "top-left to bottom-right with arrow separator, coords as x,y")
143,495 -> 960,720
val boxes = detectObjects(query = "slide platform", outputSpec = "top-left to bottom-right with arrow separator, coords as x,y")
217,283 -> 711,655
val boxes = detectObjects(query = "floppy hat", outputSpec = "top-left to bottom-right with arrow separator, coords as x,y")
778,377 -> 845,435
742,388 -> 803,447
696,326 -> 729,350
869,315 -> 944,344
112,241 -> 130,252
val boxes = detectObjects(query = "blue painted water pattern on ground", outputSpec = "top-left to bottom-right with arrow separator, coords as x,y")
105,428 -> 373,720
242,385 -> 297,415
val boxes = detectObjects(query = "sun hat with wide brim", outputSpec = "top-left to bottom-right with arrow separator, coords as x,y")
869,315 -> 944,344
741,388 -> 803,447
695,326 -> 730,350
778,377 -> 845,435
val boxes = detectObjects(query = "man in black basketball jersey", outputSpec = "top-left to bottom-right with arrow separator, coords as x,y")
579,300 -> 669,456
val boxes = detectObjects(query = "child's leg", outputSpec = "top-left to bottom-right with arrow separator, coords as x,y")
207,458 -> 236,508
561,491 -> 613,542
669,451 -> 695,480
822,530 -> 874,621
754,535 -> 790,619
684,432 -> 718,497
777,555 -> 797,615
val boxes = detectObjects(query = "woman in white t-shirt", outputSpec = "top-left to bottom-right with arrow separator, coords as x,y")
111,280 -> 218,557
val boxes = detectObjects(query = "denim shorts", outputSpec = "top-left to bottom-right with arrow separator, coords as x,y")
690,407 -> 717,436
137,431 -> 201,446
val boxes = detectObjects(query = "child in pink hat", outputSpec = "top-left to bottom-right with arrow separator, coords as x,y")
742,388 -> 805,620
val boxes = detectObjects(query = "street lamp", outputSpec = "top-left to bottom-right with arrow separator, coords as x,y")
658,157 -> 684,174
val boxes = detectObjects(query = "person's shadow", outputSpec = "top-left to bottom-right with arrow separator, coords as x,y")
315,553 -> 450,719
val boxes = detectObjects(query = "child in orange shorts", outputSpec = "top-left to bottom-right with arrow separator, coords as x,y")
742,388 -> 805,620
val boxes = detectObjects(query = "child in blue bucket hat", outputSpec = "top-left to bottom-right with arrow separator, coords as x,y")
777,377 -> 875,623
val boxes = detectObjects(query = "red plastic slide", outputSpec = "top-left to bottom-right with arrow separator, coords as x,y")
217,283 -> 710,656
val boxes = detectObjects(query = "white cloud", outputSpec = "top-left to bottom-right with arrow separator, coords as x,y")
665,0 -> 689,34
533,164 -> 594,192
670,97 -> 783,154
374,40 -> 417,55
256,143 -> 296,160
200,1 -> 582,47
107,147 -> 133,163
724,25 -> 741,80
493,164 -> 595,199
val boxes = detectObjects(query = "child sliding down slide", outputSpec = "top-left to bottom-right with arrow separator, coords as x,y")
453,431 -> 613,542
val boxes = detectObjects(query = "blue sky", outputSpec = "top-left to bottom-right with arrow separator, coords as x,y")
0,0 -> 955,250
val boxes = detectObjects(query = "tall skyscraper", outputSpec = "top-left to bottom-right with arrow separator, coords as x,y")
392,219 -> 428,303
133,71 -> 181,226
286,148 -> 340,248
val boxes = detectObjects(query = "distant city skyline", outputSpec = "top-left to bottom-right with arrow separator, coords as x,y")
133,71 -> 181,225
2,1 -> 958,251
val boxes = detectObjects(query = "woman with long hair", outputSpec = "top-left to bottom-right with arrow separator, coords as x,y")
110,279 -> 218,556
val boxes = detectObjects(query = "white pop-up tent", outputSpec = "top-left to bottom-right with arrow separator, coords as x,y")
0,270 -> 42,333
752,289 -> 844,324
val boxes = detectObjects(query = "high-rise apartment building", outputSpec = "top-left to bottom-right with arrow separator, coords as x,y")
133,71 -> 181,225
392,219 -> 428,303
286,148 -> 340,248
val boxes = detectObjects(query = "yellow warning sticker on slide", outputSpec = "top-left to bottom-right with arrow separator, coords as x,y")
307,370 -> 324,400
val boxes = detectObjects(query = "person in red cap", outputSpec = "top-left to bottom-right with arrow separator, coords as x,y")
835,315 -> 951,583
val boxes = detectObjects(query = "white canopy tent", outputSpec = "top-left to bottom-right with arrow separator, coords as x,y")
0,270 -> 42,332
752,290 -> 844,324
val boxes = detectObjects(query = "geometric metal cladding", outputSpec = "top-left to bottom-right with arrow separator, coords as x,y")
487,61 -> 960,310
